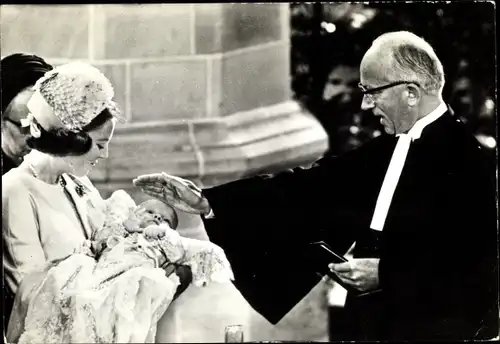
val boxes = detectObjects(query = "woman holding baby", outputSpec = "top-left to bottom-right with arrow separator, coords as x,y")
2,62 -> 232,343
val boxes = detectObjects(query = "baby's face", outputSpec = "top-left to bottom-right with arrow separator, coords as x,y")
134,200 -> 176,229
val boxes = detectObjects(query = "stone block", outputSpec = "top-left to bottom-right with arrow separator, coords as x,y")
95,63 -> 128,119
242,125 -> 328,171
109,148 -> 199,181
100,4 -> 192,59
224,101 -> 300,128
195,4 -> 284,55
221,4 -> 283,52
198,102 -> 327,185
90,122 -> 195,182
129,59 -> 208,121
200,120 -> 327,181
0,5 -> 89,59
217,43 -> 290,116
112,121 -> 193,151
111,142 -> 197,183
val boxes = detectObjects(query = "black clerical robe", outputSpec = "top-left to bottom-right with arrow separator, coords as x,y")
202,110 -> 498,341
2,149 -> 19,332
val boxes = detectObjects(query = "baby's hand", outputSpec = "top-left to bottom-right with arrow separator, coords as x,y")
144,225 -> 166,240
123,211 -> 143,233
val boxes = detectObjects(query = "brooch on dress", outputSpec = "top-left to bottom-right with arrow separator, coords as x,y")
59,176 -> 86,197
75,184 -> 86,197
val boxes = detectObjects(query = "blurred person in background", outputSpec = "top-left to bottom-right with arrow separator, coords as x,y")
1,53 -> 53,175
320,64 -> 382,154
1,52 -> 53,333
134,31 -> 498,341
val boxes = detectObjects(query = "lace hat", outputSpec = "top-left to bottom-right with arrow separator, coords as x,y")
22,61 -> 124,135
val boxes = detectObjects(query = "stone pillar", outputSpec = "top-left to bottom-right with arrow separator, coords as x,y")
1,4 -> 327,195
1,4 -> 329,341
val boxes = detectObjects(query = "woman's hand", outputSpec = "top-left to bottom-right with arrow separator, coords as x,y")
143,225 -> 166,239
133,172 -> 211,215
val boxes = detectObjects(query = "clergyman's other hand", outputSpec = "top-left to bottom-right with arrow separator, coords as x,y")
133,172 -> 211,215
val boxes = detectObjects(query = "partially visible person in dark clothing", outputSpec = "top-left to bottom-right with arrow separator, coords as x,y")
1,53 -> 53,334
1,53 -> 53,175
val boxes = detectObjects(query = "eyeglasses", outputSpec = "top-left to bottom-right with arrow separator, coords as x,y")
358,80 -> 421,103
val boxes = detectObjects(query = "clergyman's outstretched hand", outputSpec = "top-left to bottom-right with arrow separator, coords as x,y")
133,172 -> 211,215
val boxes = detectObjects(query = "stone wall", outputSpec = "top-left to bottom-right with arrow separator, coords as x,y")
2,4 -> 328,194
1,4 -> 329,342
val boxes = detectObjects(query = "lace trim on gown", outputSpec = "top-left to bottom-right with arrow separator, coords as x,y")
11,189 -> 233,343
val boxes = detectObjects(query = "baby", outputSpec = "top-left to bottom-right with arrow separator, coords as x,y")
16,192 -> 232,344
89,190 -> 233,287
123,199 -> 179,239
91,198 -> 176,254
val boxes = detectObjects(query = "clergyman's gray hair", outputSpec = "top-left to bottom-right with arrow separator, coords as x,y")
370,31 -> 445,95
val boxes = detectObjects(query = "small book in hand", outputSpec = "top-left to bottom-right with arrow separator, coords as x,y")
305,241 -> 366,296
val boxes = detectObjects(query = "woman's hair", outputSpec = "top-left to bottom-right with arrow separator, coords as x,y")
26,108 -> 113,157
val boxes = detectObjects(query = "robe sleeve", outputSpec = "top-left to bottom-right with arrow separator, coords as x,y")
201,152 -> 364,324
2,182 -> 46,295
